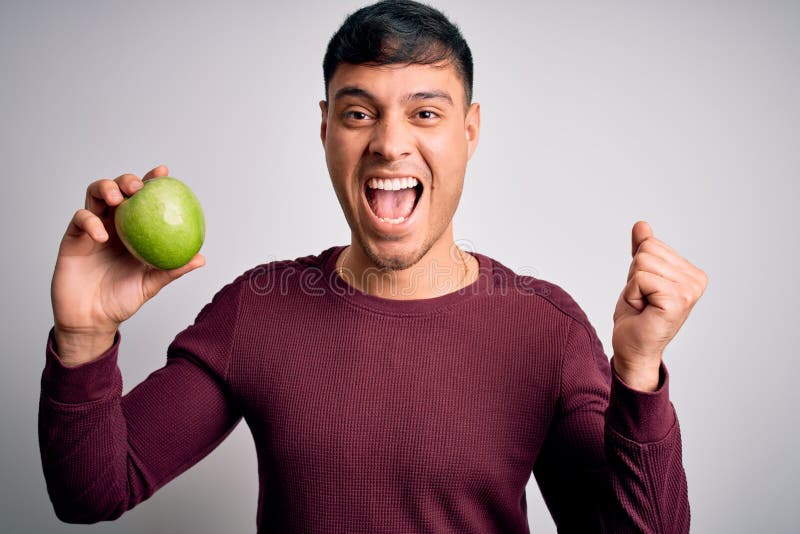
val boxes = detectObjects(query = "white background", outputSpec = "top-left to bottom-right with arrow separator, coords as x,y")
1,0 -> 798,532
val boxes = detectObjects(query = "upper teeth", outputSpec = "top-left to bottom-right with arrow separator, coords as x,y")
367,177 -> 419,191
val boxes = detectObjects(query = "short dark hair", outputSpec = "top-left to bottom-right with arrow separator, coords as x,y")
322,0 -> 474,104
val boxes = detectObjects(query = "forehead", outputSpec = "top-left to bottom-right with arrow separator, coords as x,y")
328,62 -> 465,106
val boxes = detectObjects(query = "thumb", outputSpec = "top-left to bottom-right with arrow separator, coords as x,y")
142,253 -> 206,300
631,220 -> 654,257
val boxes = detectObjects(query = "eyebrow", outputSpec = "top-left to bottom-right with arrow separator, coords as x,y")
332,86 -> 454,106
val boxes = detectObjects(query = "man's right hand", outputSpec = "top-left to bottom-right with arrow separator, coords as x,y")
51,165 -> 205,367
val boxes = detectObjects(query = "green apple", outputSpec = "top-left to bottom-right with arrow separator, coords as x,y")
114,177 -> 205,270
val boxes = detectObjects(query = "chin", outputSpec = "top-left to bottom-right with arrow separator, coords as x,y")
360,237 -> 431,272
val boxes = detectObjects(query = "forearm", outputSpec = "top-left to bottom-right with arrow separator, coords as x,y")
38,332 -> 133,522
538,320 -> 689,533
38,330 -> 241,523
603,364 -> 690,533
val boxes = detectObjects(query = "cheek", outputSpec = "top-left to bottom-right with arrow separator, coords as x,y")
325,131 -> 359,181
420,128 -> 469,185
325,128 -> 364,174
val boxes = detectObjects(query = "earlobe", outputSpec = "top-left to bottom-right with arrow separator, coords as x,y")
319,100 -> 328,145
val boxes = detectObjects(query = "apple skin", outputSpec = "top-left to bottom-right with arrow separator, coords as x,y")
114,177 -> 205,270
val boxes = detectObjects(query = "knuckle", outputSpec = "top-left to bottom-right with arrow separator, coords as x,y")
87,179 -> 104,194
74,209 -> 93,226
638,239 -> 655,254
696,278 -> 707,297
689,270 -> 708,295
95,179 -> 118,196
632,252 -> 653,272
117,173 -> 143,194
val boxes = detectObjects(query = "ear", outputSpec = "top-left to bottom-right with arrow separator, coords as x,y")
465,102 -> 481,159
319,100 -> 329,146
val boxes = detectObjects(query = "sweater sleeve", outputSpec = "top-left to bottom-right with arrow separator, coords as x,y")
532,318 -> 690,533
38,281 -> 244,524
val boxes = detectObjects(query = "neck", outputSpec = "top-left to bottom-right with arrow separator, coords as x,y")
337,236 -> 477,300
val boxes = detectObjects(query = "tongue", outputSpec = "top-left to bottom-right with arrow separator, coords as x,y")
367,188 -> 416,219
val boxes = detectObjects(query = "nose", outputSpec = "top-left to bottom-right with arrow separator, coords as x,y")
368,117 -> 413,161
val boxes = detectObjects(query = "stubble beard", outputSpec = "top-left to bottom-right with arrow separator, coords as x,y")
353,196 -> 458,275
357,232 -> 437,272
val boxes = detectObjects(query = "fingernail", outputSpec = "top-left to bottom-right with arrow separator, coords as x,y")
131,181 -> 143,191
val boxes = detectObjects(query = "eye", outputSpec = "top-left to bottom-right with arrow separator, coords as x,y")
416,110 -> 439,120
343,110 -> 372,121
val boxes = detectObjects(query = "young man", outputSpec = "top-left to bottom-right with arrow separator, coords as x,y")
40,1 -> 706,532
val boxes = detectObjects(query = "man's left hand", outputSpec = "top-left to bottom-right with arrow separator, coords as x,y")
611,221 -> 708,391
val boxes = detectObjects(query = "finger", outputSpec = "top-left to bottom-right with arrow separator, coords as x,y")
142,253 -> 206,300
85,179 -> 124,214
635,234 -> 684,263
622,270 -> 675,313
114,173 -> 144,197
627,251 -> 685,284
65,209 -> 109,242
631,220 -> 653,257
142,165 -> 169,181
635,236 -> 706,288
628,245 -> 709,313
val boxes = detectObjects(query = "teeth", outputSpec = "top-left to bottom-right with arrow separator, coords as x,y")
379,216 -> 406,224
367,177 -> 418,191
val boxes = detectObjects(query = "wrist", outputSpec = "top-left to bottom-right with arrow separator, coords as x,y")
612,353 -> 662,392
53,326 -> 117,367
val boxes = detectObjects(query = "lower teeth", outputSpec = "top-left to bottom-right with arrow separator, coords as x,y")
380,216 -> 405,224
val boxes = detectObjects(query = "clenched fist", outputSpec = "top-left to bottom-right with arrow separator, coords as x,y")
611,221 -> 708,391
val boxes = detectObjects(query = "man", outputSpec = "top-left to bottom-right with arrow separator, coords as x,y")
40,1 -> 707,532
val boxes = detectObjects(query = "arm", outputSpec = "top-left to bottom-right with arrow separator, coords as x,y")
533,320 -> 689,533
534,220 -> 705,532
38,326 -> 241,523
39,165 -> 237,522
39,277 -> 244,522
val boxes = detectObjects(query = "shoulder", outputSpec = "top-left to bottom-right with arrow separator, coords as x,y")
193,248 -> 343,328
214,247 -> 338,303
480,254 -> 591,325
479,253 -> 606,360
174,247 -> 338,358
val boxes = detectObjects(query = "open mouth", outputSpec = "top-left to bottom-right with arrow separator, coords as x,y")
364,177 -> 424,225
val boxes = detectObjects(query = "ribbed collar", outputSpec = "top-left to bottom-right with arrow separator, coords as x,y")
321,245 -> 495,316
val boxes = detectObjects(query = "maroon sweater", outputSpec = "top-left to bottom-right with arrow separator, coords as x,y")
39,247 -> 689,533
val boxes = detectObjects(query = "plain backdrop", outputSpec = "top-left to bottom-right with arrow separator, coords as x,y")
1,0 -> 798,532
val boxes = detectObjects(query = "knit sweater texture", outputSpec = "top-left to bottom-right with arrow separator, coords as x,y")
39,246 -> 690,533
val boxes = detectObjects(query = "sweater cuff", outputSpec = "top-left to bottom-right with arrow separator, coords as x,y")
606,357 -> 676,443
42,327 -> 121,404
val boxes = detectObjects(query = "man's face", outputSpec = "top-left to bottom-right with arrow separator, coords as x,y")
320,62 -> 480,271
